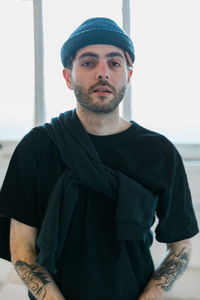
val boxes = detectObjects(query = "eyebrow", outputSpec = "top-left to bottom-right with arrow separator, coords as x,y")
106,52 -> 124,60
77,51 -> 124,61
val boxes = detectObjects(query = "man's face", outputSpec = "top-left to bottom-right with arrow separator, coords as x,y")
63,44 -> 132,114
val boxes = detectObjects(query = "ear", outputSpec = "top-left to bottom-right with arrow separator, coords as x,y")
127,68 -> 133,84
62,68 -> 73,90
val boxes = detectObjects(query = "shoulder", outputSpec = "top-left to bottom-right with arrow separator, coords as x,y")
12,126 -> 57,162
19,126 -> 51,145
133,122 -> 181,164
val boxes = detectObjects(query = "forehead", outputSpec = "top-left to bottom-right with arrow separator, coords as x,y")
75,44 -> 125,59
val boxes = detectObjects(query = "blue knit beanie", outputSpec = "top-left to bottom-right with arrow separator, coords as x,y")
61,17 -> 135,68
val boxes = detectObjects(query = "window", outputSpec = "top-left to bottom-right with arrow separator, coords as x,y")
1,0 -> 199,144
131,0 -> 200,143
0,0 -> 34,140
0,0 -> 122,140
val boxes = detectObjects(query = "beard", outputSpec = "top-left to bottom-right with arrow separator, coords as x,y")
72,79 -> 127,114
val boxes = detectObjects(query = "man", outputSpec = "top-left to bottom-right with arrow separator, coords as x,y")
0,17 -> 199,300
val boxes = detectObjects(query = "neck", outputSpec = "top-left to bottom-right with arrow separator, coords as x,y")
76,104 -> 131,136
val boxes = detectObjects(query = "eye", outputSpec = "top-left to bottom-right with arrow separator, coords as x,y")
108,61 -> 121,68
81,60 -> 96,68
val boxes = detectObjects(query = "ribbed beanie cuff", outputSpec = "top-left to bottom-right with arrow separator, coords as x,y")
61,17 -> 135,68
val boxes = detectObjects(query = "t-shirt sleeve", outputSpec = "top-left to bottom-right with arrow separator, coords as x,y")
155,147 -> 199,243
0,129 -> 41,227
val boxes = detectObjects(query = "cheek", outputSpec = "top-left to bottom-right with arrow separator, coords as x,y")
71,72 -> 90,88
114,73 -> 128,88
114,67 -> 129,83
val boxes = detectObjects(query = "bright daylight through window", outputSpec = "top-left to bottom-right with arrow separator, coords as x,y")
0,0 -> 199,143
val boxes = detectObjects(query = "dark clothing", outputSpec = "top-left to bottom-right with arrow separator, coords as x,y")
0,110 -> 198,300
35,110 -> 157,275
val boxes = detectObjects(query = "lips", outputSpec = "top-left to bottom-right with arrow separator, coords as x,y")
93,85 -> 112,93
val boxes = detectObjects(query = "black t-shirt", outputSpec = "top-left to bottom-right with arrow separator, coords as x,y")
0,120 -> 198,300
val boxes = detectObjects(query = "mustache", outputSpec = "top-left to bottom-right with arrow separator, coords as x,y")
88,80 -> 115,93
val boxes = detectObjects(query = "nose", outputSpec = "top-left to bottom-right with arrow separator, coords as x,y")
95,61 -> 110,80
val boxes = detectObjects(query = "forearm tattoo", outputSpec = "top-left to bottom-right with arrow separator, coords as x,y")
152,247 -> 189,292
15,260 -> 51,300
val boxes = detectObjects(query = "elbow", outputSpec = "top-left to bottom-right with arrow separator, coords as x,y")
167,238 -> 192,261
10,245 -> 37,266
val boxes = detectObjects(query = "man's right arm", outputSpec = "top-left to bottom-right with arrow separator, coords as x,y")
10,218 -> 66,300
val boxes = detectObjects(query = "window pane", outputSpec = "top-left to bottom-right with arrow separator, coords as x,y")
0,0 -> 34,140
131,0 -> 200,143
43,0 -> 122,120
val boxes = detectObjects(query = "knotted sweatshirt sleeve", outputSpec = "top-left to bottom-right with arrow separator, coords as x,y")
36,109 -> 158,274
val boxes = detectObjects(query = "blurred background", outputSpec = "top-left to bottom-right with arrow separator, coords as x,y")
0,0 -> 199,299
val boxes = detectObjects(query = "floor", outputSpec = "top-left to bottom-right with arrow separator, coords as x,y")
0,141 -> 199,300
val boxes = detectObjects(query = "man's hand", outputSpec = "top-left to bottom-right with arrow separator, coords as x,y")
138,239 -> 191,300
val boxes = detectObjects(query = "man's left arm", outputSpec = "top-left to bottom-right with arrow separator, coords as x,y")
138,239 -> 191,300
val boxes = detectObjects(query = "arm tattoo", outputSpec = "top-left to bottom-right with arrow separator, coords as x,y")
15,260 -> 51,300
152,247 -> 189,292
